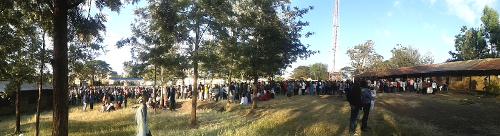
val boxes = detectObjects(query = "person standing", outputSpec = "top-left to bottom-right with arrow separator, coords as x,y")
82,90 -> 88,111
136,92 -> 152,136
89,89 -> 94,110
347,81 -> 362,134
347,81 -> 374,134
360,82 -> 374,131
168,86 -> 176,111
432,81 -> 437,94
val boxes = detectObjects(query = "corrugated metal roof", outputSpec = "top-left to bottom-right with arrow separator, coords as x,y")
359,58 -> 500,77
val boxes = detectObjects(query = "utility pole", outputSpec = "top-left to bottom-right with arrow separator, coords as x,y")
333,0 -> 340,72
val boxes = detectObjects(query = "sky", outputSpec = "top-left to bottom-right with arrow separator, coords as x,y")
96,0 -> 499,77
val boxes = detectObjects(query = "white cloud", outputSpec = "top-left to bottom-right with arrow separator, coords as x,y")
444,0 -> 497,25
429,0 -> 437,5
423,0 -> 437,6
387,11 -> 393,17
393,0 -> 401,8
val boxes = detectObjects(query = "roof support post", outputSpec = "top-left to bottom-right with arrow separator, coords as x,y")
469,76 -> 472,94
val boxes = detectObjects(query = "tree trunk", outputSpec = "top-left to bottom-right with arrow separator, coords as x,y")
228,71 -> 232,103
228,70 -> 232,84
251,76 -> 258,110
15,83 -> 21,134
190,11 -> 201,127
35,31 -> 46,136
53,0 -> 69,135
191,59 -> 198,127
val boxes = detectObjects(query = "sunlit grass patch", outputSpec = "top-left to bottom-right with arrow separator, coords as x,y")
2,94 -> 491,136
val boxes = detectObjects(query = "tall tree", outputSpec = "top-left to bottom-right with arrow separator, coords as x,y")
233,0 -> 315,110
347,40 -> 383,75
0,1 -> 42,133
340,66 -> 354,80
83,60 -> 112,85
389,44 -> 434,67
448,26 -> 489,61
481,6 -> 500,57
291,66 -> 310,80
49,0 -> 123,135
309,63 -> 328,80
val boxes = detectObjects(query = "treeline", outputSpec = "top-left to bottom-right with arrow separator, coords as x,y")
1,0 -> 316,134
344,40 -> 434,76
449,6 -> 500,61
291,63 -> 329,80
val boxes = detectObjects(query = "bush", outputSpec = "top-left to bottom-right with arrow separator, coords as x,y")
485,83 -> 500,96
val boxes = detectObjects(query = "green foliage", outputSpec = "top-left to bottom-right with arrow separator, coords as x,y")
291,63 -> 329,80
485,83 -> 500,96
481,6 -> 500,56
233,0 -> 316,79
449,26 -> 489,61
449,6 -> 500,61
123,61 -> 147,78
348,41 -> 435,75
291,66 -> 310,80
117,0 -> 189,82
309,63 -> 328,80
347,40 -> 383,75
0,0 -> 42,94
340,66 -> 354,80
389,44 -> 434,67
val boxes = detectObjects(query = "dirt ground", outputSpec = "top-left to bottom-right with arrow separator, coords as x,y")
375,93 -> 500,136
0,92 -> 499,136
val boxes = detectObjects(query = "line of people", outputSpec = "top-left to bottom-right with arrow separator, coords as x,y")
371,79 -> 448,94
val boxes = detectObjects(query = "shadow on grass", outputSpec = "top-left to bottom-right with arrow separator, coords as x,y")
375,93 -> 500,136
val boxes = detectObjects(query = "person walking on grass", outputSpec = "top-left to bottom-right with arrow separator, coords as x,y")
82,90 -> 88,111
168,86 -> 176,111
89,90 -> 94,110
347,80 -> 374,135
136,92 -> 152,136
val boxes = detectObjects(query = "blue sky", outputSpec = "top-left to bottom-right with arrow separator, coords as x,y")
96,0 -> 499,76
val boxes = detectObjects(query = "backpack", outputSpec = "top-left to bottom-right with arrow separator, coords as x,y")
361,88 -> 372,104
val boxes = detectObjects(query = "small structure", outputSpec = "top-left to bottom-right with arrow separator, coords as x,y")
108,78 -> 144,86
329,72 -> 342,81
0,81 -> 53,115
357,58 -> 500,93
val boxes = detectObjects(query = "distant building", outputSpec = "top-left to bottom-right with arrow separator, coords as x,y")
108,77 -> 144,86
0,81 -> 53,116
329,72 -> 341,81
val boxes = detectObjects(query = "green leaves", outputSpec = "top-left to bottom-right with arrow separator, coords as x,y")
291,66 -> 310,80
449,26 -> 489,61
390,45 -> 434,68
449,6 -> 500,61
310,63 -> 328,80
347,40 -> 383,75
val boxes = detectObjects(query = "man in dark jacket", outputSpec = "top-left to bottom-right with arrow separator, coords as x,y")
347,81 -> 361,134
168,86 -> 176,111
347,80 -> 373,134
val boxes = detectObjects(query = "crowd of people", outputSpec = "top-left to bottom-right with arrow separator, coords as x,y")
67,78 -> 449,135
68,80 -> 356,112
68,78 -> 447,113
369,78 -> 449,94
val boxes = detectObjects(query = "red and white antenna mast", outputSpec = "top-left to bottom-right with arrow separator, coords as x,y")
332,0 -> 340,73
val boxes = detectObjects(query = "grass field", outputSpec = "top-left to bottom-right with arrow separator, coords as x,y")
0,93 -> 499,136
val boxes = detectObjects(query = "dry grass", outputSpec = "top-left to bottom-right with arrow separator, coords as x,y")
1,93 -> 498,136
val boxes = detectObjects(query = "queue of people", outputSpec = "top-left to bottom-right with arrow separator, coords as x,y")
370,79 -> 448,94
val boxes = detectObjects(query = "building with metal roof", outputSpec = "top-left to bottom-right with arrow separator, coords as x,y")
357,58 -> 500,93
